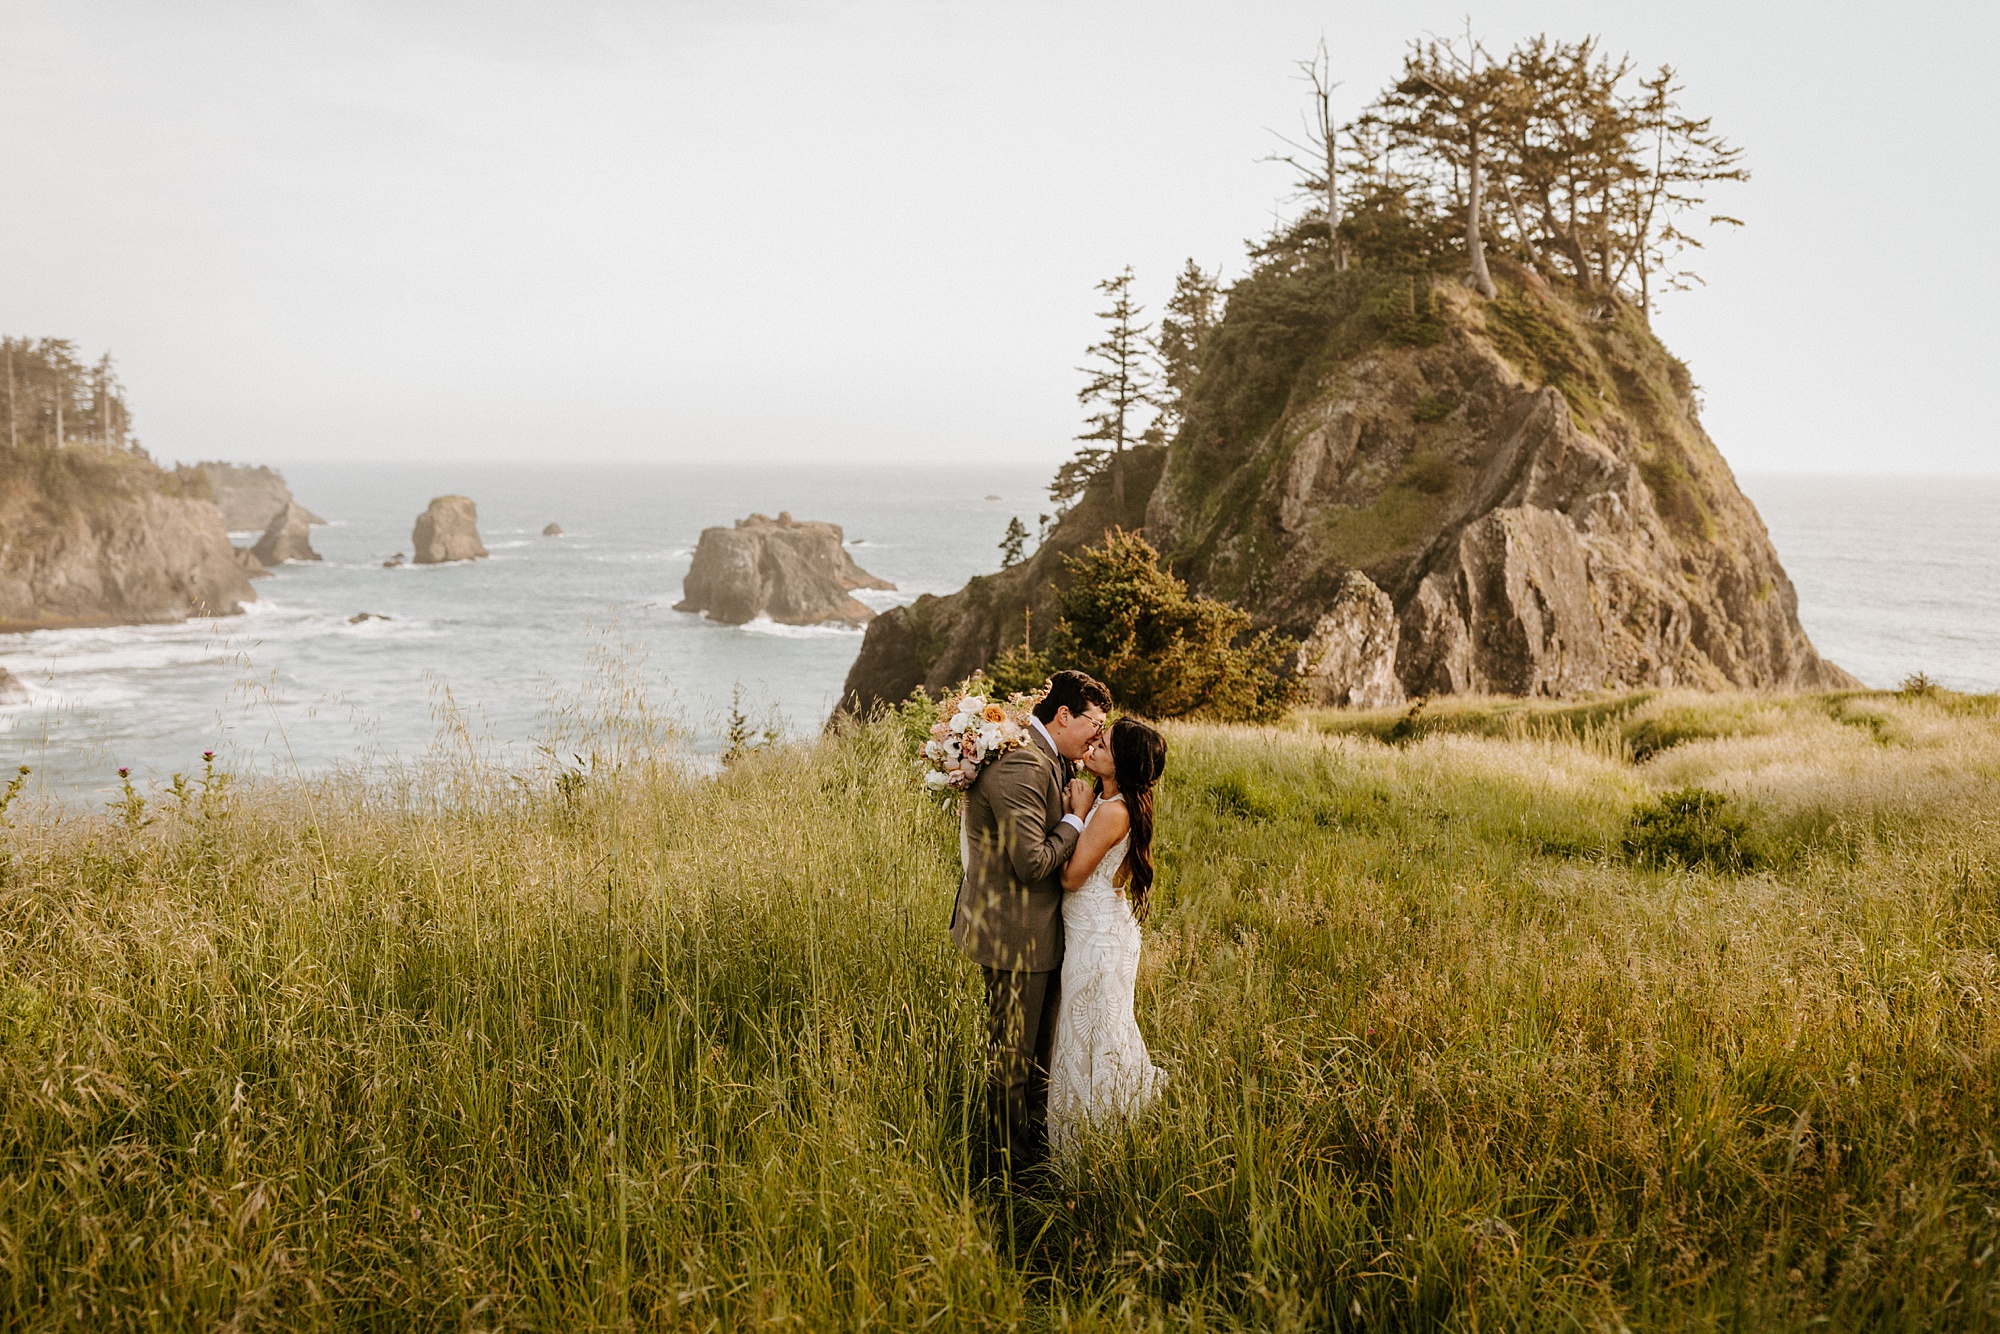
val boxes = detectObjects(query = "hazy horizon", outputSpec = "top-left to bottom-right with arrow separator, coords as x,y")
2,0 -> 1994,475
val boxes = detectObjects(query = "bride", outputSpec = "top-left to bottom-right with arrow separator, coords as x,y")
1047,717 -> 1169,1155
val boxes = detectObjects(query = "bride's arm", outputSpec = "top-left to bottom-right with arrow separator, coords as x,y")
1060,802 -> 1130,891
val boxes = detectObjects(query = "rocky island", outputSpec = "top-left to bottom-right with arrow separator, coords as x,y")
840,261 -> 1852,716
677,512 -> 893,626
249,501 -> 321,565
412,495 -> 488,564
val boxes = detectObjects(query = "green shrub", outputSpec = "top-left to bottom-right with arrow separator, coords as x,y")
988,529 -> 1298,723
1412,392 -> 1456,423
1623,786 -> 1755,872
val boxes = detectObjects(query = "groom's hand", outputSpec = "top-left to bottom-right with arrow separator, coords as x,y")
1065,778 -> 1095,818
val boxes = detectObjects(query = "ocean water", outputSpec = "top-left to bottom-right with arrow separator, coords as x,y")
0,463 -> 1050,797
1738,474 -> 1999,695
1,466 -> 1993,799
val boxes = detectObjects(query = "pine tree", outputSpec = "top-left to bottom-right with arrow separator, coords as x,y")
1062,267 -> 1157,513
999,516 -> 1028,567
1152,260 -> 1221,442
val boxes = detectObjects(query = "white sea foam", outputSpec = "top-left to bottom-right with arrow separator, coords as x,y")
736,616 -> 864,639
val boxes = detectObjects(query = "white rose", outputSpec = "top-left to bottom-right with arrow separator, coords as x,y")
924,770 -> 951,790
923,739 -> 947,763
949,712 -> 975,733
979,724 -> 1004,751
961,696 -> 987,716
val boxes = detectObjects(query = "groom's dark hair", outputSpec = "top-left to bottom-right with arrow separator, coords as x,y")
1034,670 -> 1112,724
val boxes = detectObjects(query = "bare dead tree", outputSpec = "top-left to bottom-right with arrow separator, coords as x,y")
1266,38 -> 1349,269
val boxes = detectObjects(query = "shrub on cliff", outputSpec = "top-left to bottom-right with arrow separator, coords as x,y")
989,529 -> 1298,722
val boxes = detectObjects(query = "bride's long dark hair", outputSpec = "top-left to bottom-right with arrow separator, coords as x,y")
1110,718 -> 1168,922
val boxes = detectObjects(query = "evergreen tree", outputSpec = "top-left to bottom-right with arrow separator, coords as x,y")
998,516 -> 1028,567
1366,31 -> 1514,298
1057,267 -> 1157,513
1152,260 -> 1221,442
0,338 -> 134,452
1343,32 -> 1745,316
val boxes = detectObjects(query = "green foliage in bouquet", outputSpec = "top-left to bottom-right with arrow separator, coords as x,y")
989,529 -> 1298,723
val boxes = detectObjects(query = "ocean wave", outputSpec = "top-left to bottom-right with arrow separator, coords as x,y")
736,616 -> 864,639
583,549 -> 682,564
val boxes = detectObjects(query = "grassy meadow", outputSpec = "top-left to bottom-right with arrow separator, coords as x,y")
3,682 -> 1999,1330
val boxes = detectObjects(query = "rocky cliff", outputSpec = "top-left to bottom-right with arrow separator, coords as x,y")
676,512 -> 894,626
0,444 -> 256,632
839,260 -> 1852,717
191,461 -> 324,531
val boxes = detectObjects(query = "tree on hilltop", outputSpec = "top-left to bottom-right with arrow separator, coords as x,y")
1364,30 -> 1516,298
1055,267 -> 1157,514
1152,260 -> 1222,444
998,515 -> 1028,567
1335,31 -> 1746,318
1,338 -> 134,452
1265,37 -> 1349,270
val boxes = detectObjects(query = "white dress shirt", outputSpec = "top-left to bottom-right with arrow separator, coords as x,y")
1031,715 -> 1087,833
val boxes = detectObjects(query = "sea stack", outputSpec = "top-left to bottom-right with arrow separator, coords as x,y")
542,522 -> 564,537
838,266 -> 1857,717
249,502 -> 321,565
411,496 -> 488,565
675,511 -> 893,626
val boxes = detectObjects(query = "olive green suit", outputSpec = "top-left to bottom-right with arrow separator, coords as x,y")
950,725 -> 1080,1169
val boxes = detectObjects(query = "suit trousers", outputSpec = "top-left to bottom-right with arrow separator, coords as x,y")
980,964 -> 1062,1172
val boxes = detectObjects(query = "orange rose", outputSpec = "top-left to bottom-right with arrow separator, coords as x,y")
982,704 -> 1005,723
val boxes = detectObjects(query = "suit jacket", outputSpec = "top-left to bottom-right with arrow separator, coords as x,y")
949,725 -> 1079,973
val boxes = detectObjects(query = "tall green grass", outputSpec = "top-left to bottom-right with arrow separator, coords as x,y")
3,685 -> 1998,1329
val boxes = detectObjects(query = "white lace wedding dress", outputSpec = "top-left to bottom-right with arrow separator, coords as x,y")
1047,795 -> 1167,1154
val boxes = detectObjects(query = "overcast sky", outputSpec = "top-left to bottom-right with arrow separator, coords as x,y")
1,0 -> 1993,473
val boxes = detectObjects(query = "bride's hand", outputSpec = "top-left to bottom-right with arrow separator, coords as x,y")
1065,778 -> 1095,817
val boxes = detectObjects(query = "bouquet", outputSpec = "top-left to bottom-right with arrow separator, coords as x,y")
918,683 -> 1042,795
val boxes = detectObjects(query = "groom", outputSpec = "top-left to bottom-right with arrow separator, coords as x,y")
950,668 -> 1111,1175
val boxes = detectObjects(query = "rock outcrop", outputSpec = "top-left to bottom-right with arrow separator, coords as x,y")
1146,272 -> 1854,699
191,462 -> 325,531
839,263 -> 1853,718
542,522 -> 564,537
231,546 -> 273,579
836,449 -> 1165,714
1296,571 -> 1405,708
249,502 -> 321,565
0,445 -> 256,631
0,667 -> 25,703
411,496 -> 488,565
676,512 -> 894,626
